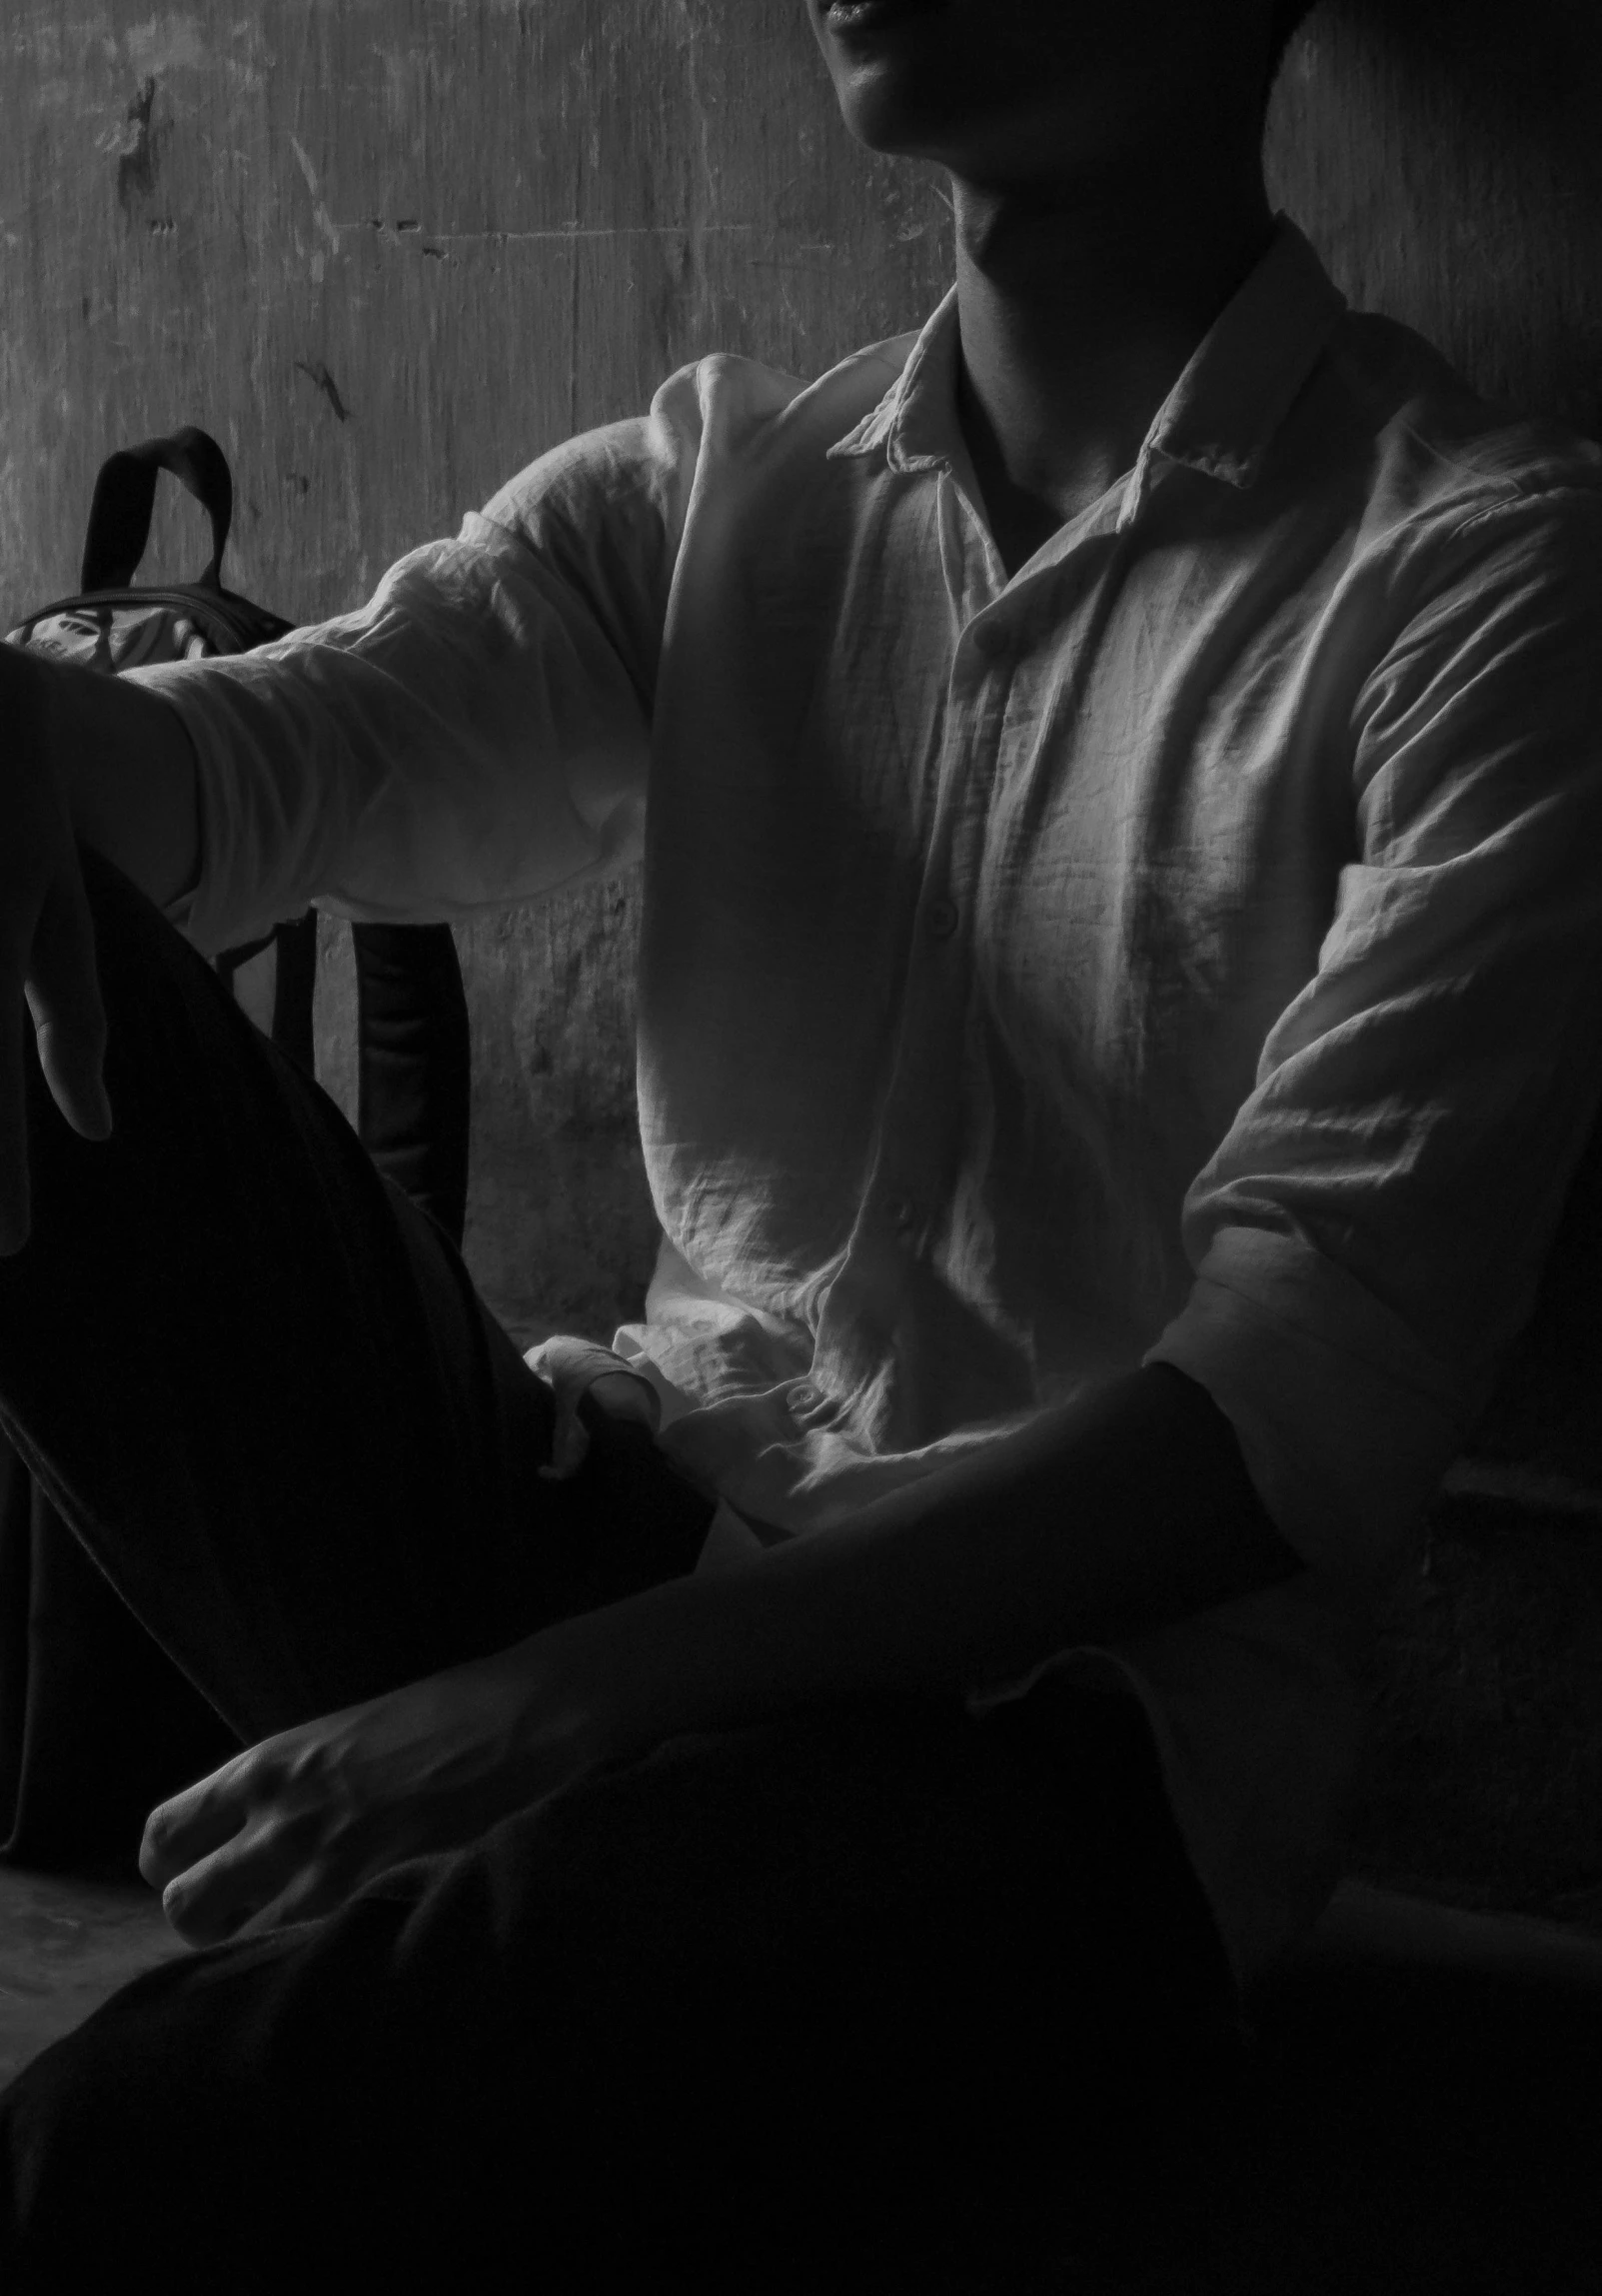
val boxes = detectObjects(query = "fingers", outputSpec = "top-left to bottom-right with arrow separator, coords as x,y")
140,1763 -> 251,1890
142,1752 -> 363,1947
159,1805 -> 363,1948
25,857 -> 111,1144
0,854 -> 111,1258
145,1760 -> 310,1947
159,1812 -> 307,1948
0,654 -> 113,1254
0,951 -> 29,1256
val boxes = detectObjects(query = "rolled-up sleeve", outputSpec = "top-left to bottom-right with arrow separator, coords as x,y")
1147,488 -> 1602,1588
126,379 -> 702,954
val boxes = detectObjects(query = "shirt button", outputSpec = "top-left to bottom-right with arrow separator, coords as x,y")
792,1380 -> 823,1413
890,1196 -> 918,1234
971,621 -> 1008,660
927,899 -> 959,941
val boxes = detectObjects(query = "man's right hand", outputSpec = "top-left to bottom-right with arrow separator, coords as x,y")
0,645 -> 113,1254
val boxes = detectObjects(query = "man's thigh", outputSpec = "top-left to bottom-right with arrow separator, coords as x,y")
0,1679 -> 1242,2291
0,847 -> 707,1755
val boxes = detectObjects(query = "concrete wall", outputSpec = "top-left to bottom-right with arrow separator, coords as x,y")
1270,0 -> 1602,439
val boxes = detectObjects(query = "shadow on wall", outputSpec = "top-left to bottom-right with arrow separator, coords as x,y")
1268,0 -> 1602,1489
1269,0 -> 1602,440
316,883 -> 660,1353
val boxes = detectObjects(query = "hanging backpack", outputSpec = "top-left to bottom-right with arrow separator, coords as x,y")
4,425 -> 472,1244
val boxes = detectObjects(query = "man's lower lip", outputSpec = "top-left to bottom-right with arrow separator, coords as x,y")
824,0 -> 944,35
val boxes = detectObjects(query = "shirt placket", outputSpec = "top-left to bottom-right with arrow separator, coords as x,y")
803,472 -> 1022,1431
805,474 -> 1132,1437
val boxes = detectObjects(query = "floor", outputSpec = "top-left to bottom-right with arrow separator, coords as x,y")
0,1865 -> 183,2090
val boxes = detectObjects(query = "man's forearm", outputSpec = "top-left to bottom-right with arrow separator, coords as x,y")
559,1363 -> 1307,1760
45,656 -> 200,909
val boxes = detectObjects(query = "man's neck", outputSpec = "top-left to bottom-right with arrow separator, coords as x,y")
950,158 -> 1276,577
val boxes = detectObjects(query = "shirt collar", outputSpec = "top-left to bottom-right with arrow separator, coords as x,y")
826,212 -> 1348,510
826,285 -> 964,474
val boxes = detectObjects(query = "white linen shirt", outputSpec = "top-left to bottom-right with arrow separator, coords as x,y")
135,215 -> 1602,1986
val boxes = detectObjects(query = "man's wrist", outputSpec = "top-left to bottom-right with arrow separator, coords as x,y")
54,660 -> 201,908
502,1566 -> 736,1782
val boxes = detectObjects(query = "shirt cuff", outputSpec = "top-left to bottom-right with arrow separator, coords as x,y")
124,657 -> 316,957
1144,1224 -> 1468,1590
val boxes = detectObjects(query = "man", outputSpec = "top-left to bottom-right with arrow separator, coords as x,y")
3,0 -> 1600,2282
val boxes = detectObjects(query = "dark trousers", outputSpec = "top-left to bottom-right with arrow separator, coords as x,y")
0,851 -> 1245,2291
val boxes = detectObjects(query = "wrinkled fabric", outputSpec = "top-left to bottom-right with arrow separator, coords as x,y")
133,216 -> 1602,1981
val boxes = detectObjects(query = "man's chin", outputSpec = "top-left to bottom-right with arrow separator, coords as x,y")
812,2 -> 1077,178
811,0 -> 962,147
821,44 -> 979,167
818,0 -> 951,40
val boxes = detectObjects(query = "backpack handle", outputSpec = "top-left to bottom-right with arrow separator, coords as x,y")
80,426 -> 234,595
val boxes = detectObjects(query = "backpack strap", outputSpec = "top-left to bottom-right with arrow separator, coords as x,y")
80,427 -> 234,594
353,923 -> 471,1249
